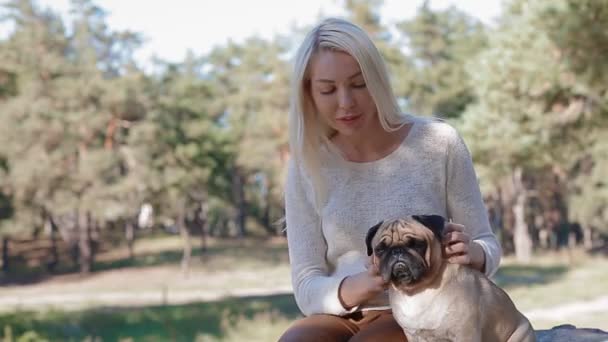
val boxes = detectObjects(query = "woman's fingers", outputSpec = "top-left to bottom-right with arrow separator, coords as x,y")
443,223 -> 470,245
443,222 -> 471,265
447,253 -> 471,265
444,222 -> 465,233
444,242 -> 469,255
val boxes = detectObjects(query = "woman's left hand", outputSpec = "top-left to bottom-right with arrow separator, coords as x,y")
442,222 -> 486,273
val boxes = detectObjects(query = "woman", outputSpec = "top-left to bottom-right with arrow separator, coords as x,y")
279,18 -> 501,341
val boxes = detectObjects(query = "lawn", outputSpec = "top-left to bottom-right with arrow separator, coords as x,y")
0,294 -> 299,341
1,237 -> 607,341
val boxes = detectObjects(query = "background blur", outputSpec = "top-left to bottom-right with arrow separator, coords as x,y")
0,0 -> 607,341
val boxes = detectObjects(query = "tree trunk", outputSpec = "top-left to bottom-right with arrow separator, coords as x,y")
126,220 -> 135,260
263,198 -> 271,231
497,178 -> 515,255
1,237 -> 9,273
47,215 -> 59,272
199,200 -> 209,255
583,226 -> 593,250
512,168 -> 533,264
178,201 -> 191,276
78,210 -> 93,274
104,116 -> 118,150
231,167 -> 247,237
263,186 -> 283,236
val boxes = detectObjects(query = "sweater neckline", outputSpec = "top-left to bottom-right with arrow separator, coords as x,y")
332,117 -> 418,168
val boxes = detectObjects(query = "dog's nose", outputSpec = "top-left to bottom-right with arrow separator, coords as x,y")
392,262 -> 411,281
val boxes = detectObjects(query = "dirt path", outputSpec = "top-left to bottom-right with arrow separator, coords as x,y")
0,265 -> 293,312
0,285 -> 295,312
1,283 -> 607,323
1,255 -> 606,323
524,295 -> 608,321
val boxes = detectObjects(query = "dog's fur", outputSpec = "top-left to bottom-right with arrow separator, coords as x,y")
365,216 -> 535,342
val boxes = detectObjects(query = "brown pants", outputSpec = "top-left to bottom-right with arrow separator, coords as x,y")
278,310 -> 407,341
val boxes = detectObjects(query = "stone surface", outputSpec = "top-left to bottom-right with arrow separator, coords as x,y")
536,324 -> 608,342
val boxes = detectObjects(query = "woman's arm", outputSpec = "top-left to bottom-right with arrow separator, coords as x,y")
444,126 -> 502,276
285,160 -> 362,316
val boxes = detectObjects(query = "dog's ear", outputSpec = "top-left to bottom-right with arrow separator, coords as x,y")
412,215 -> 445,241
365,221 -> 383,256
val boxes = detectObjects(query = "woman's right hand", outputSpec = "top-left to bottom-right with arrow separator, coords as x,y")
338,256 -> 389,309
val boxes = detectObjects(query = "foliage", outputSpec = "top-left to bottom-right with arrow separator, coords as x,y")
0,0 -> 606,276
458,0 -> 608,232
395,2 -> 488,118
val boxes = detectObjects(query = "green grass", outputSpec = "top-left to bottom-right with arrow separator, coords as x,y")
1,238 -> 607,341
496,253 -> 608,311
94,237 -> 290,273
0,294 -> 300,342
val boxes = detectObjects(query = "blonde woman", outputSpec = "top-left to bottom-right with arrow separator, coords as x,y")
279,18 -> 501,341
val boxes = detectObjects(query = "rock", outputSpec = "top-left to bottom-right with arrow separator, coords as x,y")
536,324 -> 608,342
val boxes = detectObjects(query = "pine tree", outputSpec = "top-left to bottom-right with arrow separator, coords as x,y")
395,1 -> 488,117
459,0 -> 608,260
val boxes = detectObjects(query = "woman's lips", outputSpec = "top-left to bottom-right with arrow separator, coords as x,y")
337,114 -> 362,123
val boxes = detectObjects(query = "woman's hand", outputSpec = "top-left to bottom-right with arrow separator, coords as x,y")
338,256 -> 388,309
442,222 -> 486,273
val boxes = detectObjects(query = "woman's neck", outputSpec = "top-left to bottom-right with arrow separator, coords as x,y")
332,122 -> 411,163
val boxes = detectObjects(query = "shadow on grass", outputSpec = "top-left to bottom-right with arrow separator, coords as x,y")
93,243 -> 289,272
0,293 -> 301,341
493,264 -> 569,289
0,263 -> 79,286
1,240 -> 289,286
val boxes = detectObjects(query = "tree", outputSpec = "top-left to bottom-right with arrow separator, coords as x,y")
395,1 -> 487,118
129,52 -> 231,273
459,0 -> 608,260
0,0 -> 147,273
206,37 -> 293,236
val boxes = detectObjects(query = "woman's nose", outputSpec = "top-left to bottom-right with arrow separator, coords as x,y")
338,89 -> 354,109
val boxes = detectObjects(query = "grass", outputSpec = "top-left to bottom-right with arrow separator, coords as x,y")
0,294 -> 300,341
0,236 -> 292,301
496,251 -> 608,312
1,236 -> 607,341
94,236 -> 290,273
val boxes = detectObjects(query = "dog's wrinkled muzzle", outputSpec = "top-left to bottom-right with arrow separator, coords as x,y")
388,253 -> 425,285
392,261 -> 412,282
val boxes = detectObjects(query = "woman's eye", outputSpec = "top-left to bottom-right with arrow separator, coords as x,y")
320,88 -> 335,95
353,83 -> 366,89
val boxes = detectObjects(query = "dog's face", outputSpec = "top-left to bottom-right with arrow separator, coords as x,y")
365,215 -> 445,291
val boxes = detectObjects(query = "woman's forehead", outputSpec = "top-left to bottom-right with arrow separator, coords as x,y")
309,50 -> 362,81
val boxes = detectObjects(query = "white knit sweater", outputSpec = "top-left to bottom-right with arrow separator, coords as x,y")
284,115 -> 501,317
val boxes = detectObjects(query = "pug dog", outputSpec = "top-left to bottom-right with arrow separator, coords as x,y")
365,215 -> 535,342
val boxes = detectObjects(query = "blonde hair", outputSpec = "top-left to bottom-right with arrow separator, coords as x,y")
289,17 -> 408,210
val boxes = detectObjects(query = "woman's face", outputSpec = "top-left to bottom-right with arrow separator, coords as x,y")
308,50 -> 379,139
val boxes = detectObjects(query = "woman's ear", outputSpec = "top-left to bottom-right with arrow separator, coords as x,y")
365,221 -> 384,256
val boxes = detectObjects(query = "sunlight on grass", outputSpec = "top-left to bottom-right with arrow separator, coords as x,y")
195,310 -> 292,342
498,252 -> 608,311
0,294 -> 302,341
2,236 -> 607,340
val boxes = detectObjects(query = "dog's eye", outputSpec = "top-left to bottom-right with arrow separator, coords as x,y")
410,239 -> 427,255
374,243 -> 387,254
412,239 -> 424,247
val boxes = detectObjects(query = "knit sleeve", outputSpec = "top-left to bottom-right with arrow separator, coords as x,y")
284,159 -> 358,316
445,127 -> 502,277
